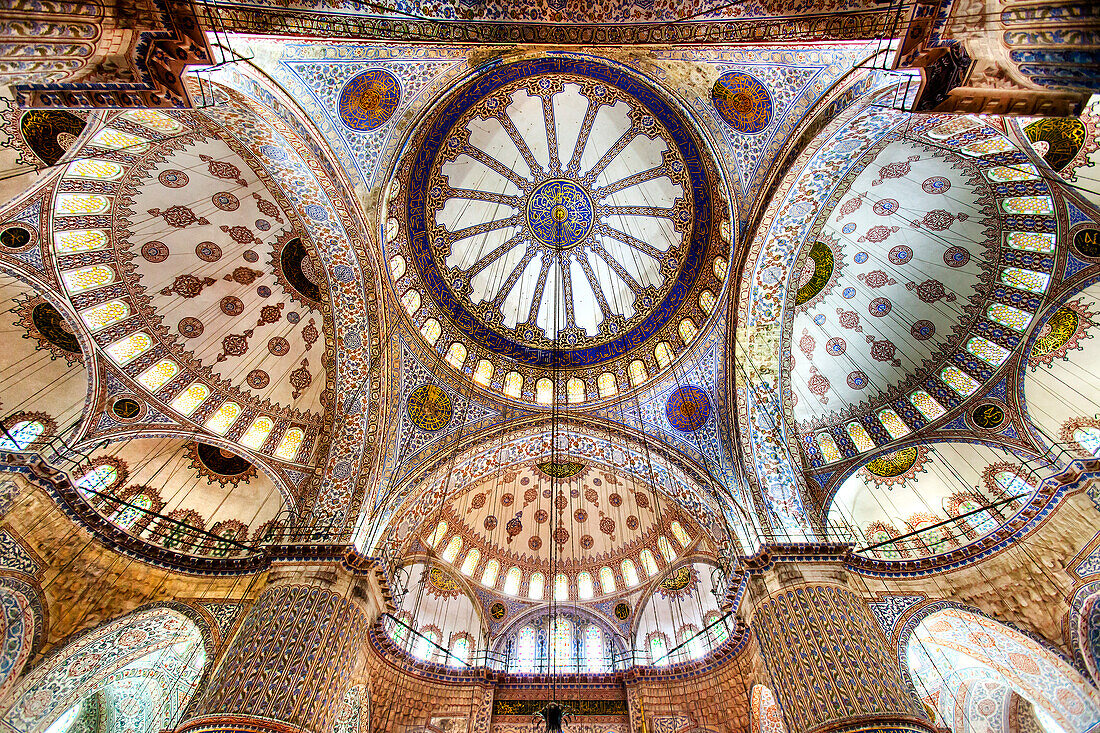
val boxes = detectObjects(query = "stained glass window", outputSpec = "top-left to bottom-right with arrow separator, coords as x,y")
966,337 -> 1010,367
1001,196 -> 1054,215
628,360 -> 648,386
412,628 -> 439,662
481,559 -> 500,587
65,159 -> 123,180
503,567 -> 522,595
54,229 -> 108,253
121,110 -> 184,133
536,378 -> 554,405
599,566 -> 616,593
910,518 -> 950,554
554,573 -> 568,601
941,366 -> 980,396
655,342 -> 673,368
54,193 -> 110,215
955,497 -> 998,534
649,634 -> 669,666
927,115 -> 979,139
640,549 -> 659,576
621,559 -> 640,587
671,521 -> 691,548
846,422 -> 875,453
1075,427 -> 1100,458
984,164 -> 1038,182
550,617 -> 573,672
205,401 -> 241,435
274,428 -> 304,461
657,536 -> 677,562
170,382 -> 209,416
389,254 -> 406,280
473,359 -> 493,386
391,613 -> 412,649
679,318 -> 698,344
449,636 -> 470,667
1001,267 -> 1049,293
0,421 -> 43,451
460,548 -> 480,576
514,626 -> 537,673
528,572 -> 545,600
682,625 -> 706,659
909,390 -> 946,420
583,624 -> 606,672
866,527 -> 902,561
420,318 -> 441,346
75,463 -> 117,494
987,303 -> 1032,331
63,264 -> 115,293
445,342 -> 467,370
137,359 -> 178,392
441,535 -> 462,563
961,137 -> 1013,156
81,300 -> 129,331
577,571 -> 594,599
1006,231 -> 1056,253
877,408 -> 910,439
401,289 -> 421,316
598,372 -> 618,398
704,611 -> 729,646
699,290 -> 716,314
240,416 -> 274,450
105,332 -> 152,364
994,470 -> 1030,497
88,127 -> 148,152
503,371 -> 522,398
567,377 -> 585,404
115,493 -> 152,530
817,432 -> 842,462
713,256 -> 728,280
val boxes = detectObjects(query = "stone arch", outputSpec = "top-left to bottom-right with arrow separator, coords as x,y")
0,603 -> 212,733
900,604 -> 1100,732
0,576 -> 45,703
750,684 -> 787,733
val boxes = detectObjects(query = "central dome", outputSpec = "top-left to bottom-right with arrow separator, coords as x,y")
390,57 -> 726,403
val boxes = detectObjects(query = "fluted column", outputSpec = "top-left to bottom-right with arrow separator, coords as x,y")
179,566 -> 372,733
747,557 -> 937,733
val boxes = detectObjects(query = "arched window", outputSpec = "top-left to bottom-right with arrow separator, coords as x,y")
66,158 -> 124,181
105,332 -> 152,365
846,422 -> 875,453
445,342 -> 467,369
420,318 -> 441,346
412,628 -> 439,662
389,254 -> 406,280
554,573 -> 568,601
877,408 -> 910,439
473,360 -> 493,386
62,264 -> 114,292
81,300 -> 129,330
240,417 -> 274,450
536,378 -> 554,405
528,572 -> 544,600
42,703 -> 82,733
817,432 -> 841,462
390,612 -> 412,650
460,548 -> 480,576
678,318 -> 698,344
699,290 -> 716,314
648,634 -> 669,666
427,521 -> 447,547
966,337 -> 1009,367
628,360 -> 648,386
550,617 -> 573,672
1074,427 -> 1100,458
583,624 -> 606,673
503,567 -> 522,595
449,636 -> 470,667
953,496 -> 998,535
987,302 -> 1032,332
441,536 -> 462,563
908,517 -> 950,555
993,469 -> 1031,498
481,559 -> 500,587
170,383 -> 210,417
503,371 -> 522,398
909,390 -> 945,421
75,463 -> 117,494
598,372 -> 617,398
704,611 -> 729,646
567,377 -> 585,404
680,624 -> 705,659
577,571 -> 594,599
55,229 -> 108,253
640,549 -> 659,576
0,421 -> 44,451
864,525 -> 903,561
940,366 -> 979,397
670,521 -> 690,548
599,566 -> 616,594
275,428 -> 304,461
514,626 -> 537,673
654,342 -> 673,368
657,536 -> 677,562
713,256 -> 728,280
205,402 -> 241,435
137,359 -> 178,392
1000,267 -> 1049,294
621,559 -> 639,587
401,289 -> 421,316
115,493 -> 152,530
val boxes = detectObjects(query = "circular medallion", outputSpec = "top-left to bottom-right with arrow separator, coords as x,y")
111,397 -> 142,421
141,241 -> 169,263
191,442 -> 256,485
888,245 -> 913,265
665,386 -> 710,432
922,176 -> 950,194
178,317 -> 204,338
1073,228 -> 1100,259
31,302 -> 80,354
911,320 -> 935,340
196,241 -> 222,262
943,246 -> 970,267
407,384 -> 453,431
158,169 -> 188,188
0,225 -> 33,250
403,57 -> 715,372
711,72 -> 772,133
847,371 -> 868,389
212,192 -> 239,211
338,69 -> 401,132
971,402 -> 1006,430
526,179 -> 594,249
614,602 -> 631,620
489,602 -> 507,620
246,369 -> 270,389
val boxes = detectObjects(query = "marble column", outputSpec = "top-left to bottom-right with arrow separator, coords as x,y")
178,565 -> 373,733
747,558 -> 937,733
